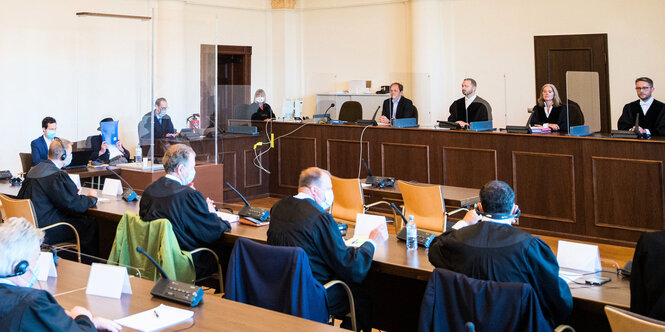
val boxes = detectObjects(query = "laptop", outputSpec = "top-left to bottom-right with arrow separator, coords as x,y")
63,151 -> 90,169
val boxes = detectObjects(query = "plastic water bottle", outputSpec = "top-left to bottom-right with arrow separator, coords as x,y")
406,215 -> 417,250
135,146 -> 142,164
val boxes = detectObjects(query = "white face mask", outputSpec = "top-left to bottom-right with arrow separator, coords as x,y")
318,189 -> 334,210
256,97 -> 265,103
182,169 -> 195,186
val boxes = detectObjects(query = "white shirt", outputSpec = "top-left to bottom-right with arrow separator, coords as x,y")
391,97 -> 401,119
107,143 -> 122,159
165,174 -> 183,185
293,192 -> 376,249
464,94 -> 477,110
42,135 -> 53,149
451,215 -> 515,230
544,103 -> 553,118
640,96 -> 654,115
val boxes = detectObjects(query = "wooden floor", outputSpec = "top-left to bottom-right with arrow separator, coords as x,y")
224,196 -> 636,268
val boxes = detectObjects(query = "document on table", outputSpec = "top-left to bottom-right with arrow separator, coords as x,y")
345,213 -> 388,247
115,304 -> 194,332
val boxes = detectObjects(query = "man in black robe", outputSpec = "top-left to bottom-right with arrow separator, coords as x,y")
17,138 -> 98,256
267,167 -> 388,332
139,144 -> 231,278
379,82 -> 415,124
0,217 -> 120,331
428,180 -> 572,328
448,78 -> 492,127
630,230 -> 665,320
618,77 -> 665,136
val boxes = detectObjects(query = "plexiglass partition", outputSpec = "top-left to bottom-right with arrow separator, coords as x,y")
566,71 -> 601,133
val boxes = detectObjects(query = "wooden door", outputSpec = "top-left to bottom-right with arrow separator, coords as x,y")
534,34 -> 611,132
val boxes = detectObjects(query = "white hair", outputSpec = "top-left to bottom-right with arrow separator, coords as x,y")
0,218 -> 43,276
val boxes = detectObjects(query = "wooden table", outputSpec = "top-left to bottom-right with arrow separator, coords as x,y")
48,259 -> 342,331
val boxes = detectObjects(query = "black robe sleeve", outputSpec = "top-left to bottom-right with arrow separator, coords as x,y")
630,231 -> 665,320
316,213 -> 375,284
20,290 -> 97,332
180,190 -> 232,246
617,103 -> 636,131
47,173 -> 97,214
524,238 -> 573,326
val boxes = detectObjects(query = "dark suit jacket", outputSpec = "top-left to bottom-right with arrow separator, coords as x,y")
139,112 -> 176,140
530,104 -> 569,132
617,99 -> 665,136
448,97 -> 491,123
30,136 -> 49,166
631,230 -> 665,320
381,96 -> 414,119
428,221 -> 573,327
0,284 -> 96,331
250,103 -> 276,121
88,134 -> 130,162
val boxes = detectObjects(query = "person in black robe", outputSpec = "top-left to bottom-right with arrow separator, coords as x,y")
250,89 -> 276,121
617,77 -> 665,136
89,117 -> 130,163
0,217 -> 120,332
17,138 -> 98,257
529,83 -> 569,132
267,167 -> 388,332
379,82 -> 415,124
139,144 -> 231,278
630,230 -> 665,320
448,78 -> 492,127
428,180 -> 572,328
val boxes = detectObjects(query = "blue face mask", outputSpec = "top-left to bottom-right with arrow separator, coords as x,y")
63,154 -> 72,167
183,169 -> 196,186
46,130 -> 56,140
24,266 -> 39,288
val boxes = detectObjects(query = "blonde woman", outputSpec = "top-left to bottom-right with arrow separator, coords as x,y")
250,89 -> 275,121
530,84 -> 569,132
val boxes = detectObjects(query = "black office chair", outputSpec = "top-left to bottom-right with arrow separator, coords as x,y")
339,101 -> 363,122
412,105 -> 419,123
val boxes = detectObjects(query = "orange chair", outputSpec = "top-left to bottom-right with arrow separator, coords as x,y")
0,194 -> 81,262
330,176 -> 393,226
605,305 -> 665,332
397,180 -> 468,234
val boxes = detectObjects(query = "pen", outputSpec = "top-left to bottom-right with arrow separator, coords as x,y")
154,310 -> 159,318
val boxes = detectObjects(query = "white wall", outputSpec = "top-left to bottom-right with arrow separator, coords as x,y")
2,0 -> 665,174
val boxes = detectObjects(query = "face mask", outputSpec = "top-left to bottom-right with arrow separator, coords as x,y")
256,97 -> 265,103
160,108 -> 167,115
183,169 -> 196,186
46,130 -> 56,140
319,189 -> 334,210
64,154 -> 72,167
24,266 -> 39,288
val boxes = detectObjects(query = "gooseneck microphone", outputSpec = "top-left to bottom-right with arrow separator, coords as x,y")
136,246 -> 169,279
389,203 -> 408,225
225,181 -> 250,206
323,103 -> 335,118
105,166 -> 138,201
371,105 -> 381,121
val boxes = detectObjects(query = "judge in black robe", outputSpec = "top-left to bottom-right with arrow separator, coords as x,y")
630,230 -> 665,320
448,96 -> 491,124
529,104 -> 569,132
267,167 -> 381,332
17,159 -> 98,256
139,144 -> 231,278
0,284 -> 96,331
617,99 -> 665,136
428,181 -> 572,328
250,102 -> 276,121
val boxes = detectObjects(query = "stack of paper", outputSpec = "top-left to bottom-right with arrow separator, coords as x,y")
115,304 -> 194,332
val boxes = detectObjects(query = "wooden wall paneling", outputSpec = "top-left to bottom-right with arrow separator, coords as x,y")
277,136 -> 318,189
591,156 -> 665,233
220,151 -> 237,201
442,146 -> 498,188
326,139 -> 370,178
244,149 -> 264,189
512,151 -> 577,232
380,142 -> 430,183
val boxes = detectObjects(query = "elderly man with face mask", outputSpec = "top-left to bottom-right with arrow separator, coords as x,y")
139,144 -> 231,278
0,217 -> 120,331
267,167 -> 388,332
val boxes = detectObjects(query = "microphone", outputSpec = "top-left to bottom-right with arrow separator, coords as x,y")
136,246 -> 169,279
390,202 -> 436,247
225,181 -> 250,206
634,111 -> 644,139
320,103 -> 335,123
105,166 -> 138,201
371,105 -> 381,120
360,158 -> 373,177
389,203 -> 408,226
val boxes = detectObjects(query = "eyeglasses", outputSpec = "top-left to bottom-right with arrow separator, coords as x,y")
636,87 -> 652,91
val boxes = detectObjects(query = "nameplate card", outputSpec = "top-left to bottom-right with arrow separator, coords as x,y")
102,178 -> 123,196
557,240 -> 601,272
36,251 -> 57,281
86,263 -> 132,298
